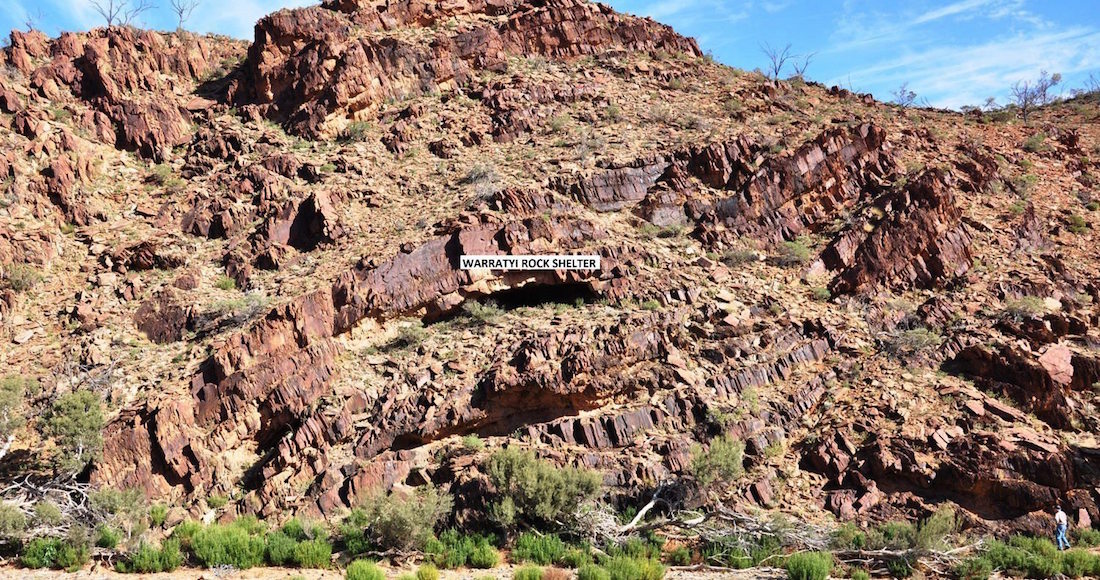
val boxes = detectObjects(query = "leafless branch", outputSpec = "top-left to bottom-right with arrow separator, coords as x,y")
1010,70 -> 1062,122
170,0 -> 201,30
760,42 -> 794,80
791,52 -> 815,80
89,0 -> 156,27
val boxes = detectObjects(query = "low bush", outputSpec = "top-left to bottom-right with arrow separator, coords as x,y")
774,238 -> 812,266
914,507 -> 956,550
21,537 -> 90,571
170,520 -> 202,549
33,502 -> 62,527
884,328 -> 943,357
578,563 -> 611,580
4,264 -> 42,293
469,542 -> 501,568
265,531 -> 297,566
116,539 -> 182,573
512,533 -> 566,565
515,565 -> 544,580
690,435 -> 745,487
356,487 -> 452,552
1003,296 -> 1049,320
346,560 -> 385,580
426,529 -> 495,569
484,448 -> 601,530
417,563 -> 440,580
149,504 -> 168,527
95,526 -> 121,549
1058,549 -> 1098,578
1072,527 -> 1100,547
294,538 -> 332,568
850,570 -> 871,580
601,555 -> 665,580
0,504 -> 26,539
560,547 -> 593,568
785,551 -> 832,580
665,546 -> 690,566
189,521 -> 266,569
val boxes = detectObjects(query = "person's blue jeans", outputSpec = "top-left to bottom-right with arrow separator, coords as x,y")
1056,524 -> 1071,550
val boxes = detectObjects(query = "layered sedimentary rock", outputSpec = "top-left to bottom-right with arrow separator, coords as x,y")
234,0 -> 700,136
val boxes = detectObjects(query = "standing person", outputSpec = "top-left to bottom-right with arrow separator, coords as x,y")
1055,505 -> 1071,551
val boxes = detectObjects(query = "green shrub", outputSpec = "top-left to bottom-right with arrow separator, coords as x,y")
95,526 -> 122,549
1057,549 -> 1098,578
149,504 -> 168,527
417,563 -> 440,580
1072,527 -> 1100,547
22,537 -> 89,571
170,520 -> 202,549
484,448 -> 601,530
0,504 -> 26,539
850,570 -> 870,580
602,556 -> 665,580
830,523 -> 865,550
512,533 -> 566,565
690,435 -> 745,487
41,390 -> 104,476
884,328 -> 943,357
640,299 -> 661,311
886,557 -> 912,578
559,547 -> 593,568
578,564 -> 611,580
914,507 -> 956,550
515,565 -> 544,580
1003,296 -> 1049,320
810,287 -> 831,301
339,121 -> 374,142
463,434 -> 486,451
469,543 -> 501,568
340,508 -> 371,556
294,538 -> 332,568
665,546 -> 690,566
463,301 -> 504,326
189,522 -> 266,569
346,560 -> 386,580
357,487 -> 452,552
0,377 -> 29,447
775,238 -> 812,266
1022,133 -> 1049,153
4,264 -> 42,293
265,531 -> 298,566
785,551 -> 832,580
214,276 -> 237,291
33,502 -> 63,527
116,539 -> 182,573
1068,214 -> 1089,234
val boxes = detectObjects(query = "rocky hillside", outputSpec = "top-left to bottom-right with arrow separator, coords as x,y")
1,0 -> 1099,547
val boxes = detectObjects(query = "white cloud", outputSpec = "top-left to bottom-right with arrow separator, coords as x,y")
830,27 -> 1100,108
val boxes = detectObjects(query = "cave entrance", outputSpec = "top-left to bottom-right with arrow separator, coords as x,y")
487,281 -> 600,309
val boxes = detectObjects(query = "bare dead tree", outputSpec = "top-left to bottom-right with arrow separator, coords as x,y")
1010,70 -> 1061,123
760,42 -> 794,80
89,0 -> 156,27
23,8 -> 44,32
791,52 -> 815,80
170,0 -> 201,30
892,82 -> 918,107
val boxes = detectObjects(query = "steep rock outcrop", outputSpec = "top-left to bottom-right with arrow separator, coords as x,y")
234,0 -> 700,137
824,169 -> 972,294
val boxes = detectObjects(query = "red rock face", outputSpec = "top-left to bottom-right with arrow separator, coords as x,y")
4,28 -> 244,161
824,168 -> 973,294
235,0 -> 700,137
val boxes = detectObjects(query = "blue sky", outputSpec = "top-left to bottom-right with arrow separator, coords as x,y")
2,0 -> 1097,108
